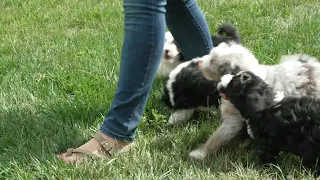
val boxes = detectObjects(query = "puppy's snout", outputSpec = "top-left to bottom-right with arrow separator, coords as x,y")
217,82 -> 224,92
217,83 -> 228,99
164,49 -> 169,55
164,50 -> 172,60
198,60 -> 203,68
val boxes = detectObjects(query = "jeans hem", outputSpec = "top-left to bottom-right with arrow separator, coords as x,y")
100,126 -> 135,142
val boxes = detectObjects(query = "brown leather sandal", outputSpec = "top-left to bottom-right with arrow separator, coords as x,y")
64,132 -> 134,161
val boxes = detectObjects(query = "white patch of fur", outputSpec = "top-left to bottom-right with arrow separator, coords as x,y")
273,91 -> 284,103
245,119 -> 254,138
167,109 -> 195,125
188,144 -> 206,160
168,106 -> 217,125
263,54 -> 320,96
158,59 -> 182,77
217,74 -> 234,90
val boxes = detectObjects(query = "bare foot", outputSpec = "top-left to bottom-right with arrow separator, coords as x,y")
56,131 -> 133,164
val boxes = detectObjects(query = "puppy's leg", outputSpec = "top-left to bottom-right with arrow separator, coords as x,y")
167,108 -> 195,125
189,114 -> 244,160
300,143 -> 318,176
256,138 -> 279,164
189,99 -> 245,160
189,100 -> 245,160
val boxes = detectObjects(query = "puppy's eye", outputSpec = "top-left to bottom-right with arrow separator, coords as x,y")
232,66 -> 241,75
172,40 -> 177,46
173,40 -> 181,51
218,66 -> 226,75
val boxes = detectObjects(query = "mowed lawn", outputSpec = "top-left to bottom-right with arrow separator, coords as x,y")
1,0 -> 320,179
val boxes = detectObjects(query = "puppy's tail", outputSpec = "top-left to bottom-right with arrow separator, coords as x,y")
218,23 -> 241,43
212,23 -> 241,46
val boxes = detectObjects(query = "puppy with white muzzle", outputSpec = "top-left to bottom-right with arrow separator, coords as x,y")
218,71 -> 320,176
189,42 -> 320,160
157,31 -> 185,77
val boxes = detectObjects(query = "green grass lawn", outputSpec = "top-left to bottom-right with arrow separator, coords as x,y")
1,0 -> 320,179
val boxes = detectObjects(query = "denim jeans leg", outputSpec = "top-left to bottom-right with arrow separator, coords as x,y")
166,0 -> 213,59
100,0 -> 167,142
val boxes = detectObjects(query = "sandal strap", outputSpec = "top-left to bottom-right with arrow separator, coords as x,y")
92,132 -> 113,157
66,148 -> 92,157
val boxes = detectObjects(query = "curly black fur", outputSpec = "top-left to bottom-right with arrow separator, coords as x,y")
219,71 -> 320,175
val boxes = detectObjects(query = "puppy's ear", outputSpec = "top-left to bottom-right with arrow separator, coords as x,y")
240,72 -> 251,84
237,72 -> 251,96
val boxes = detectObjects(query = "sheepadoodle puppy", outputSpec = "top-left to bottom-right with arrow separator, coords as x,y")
157,31 -> 185,77
157,23 -> 241,77
189,42 -> 320,160
161,58 -> 220,124
218,71 -> 320,174
161,24 -> 241,125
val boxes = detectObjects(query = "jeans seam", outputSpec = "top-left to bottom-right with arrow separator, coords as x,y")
181,0 -> 211,53
126,0 -> 155,137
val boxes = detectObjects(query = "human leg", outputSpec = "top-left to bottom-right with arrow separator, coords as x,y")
100,0 -> 167,142
57,0 -> 167,163
166,0 -> 213,60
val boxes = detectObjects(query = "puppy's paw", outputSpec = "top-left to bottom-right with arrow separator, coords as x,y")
273,91 -> 284,103
189,146 -> 207,161
167,109 -> 195,125
167,114 -> 187,125
240,138 -> 252,148
257,151 -> 277,165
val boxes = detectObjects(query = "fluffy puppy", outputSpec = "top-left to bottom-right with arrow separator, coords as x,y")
161,58 -> 220,124
157,23 -> 241,77
161,24 -> 241,124
189,42 -> 320,160
218,71 -> 320,174
157,31 -> 185,77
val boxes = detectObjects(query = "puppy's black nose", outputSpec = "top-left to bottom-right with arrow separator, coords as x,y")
164,50 -> 169,54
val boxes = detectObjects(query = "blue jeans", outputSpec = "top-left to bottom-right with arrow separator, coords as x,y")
100,0 -> 213,141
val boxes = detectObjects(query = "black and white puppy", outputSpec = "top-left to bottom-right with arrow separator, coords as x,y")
218,71 -> 320,174
161,23 -> 241,124
189,42 -> 320,161
157,31 -> 186,77
157,23 -> 241,77
162,58 -> 220,124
